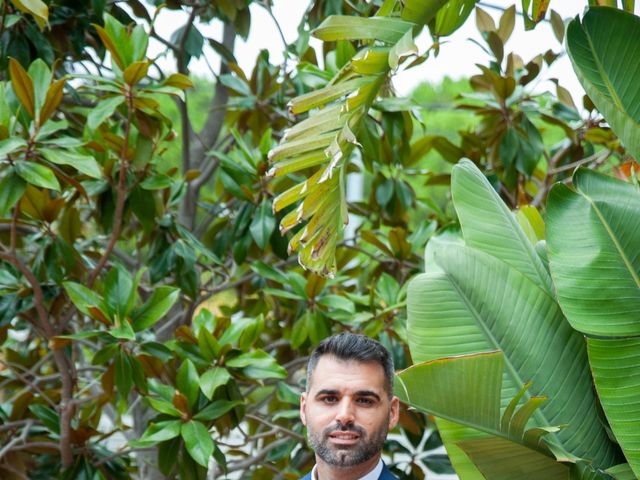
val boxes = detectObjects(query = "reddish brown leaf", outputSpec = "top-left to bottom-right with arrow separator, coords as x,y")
39,78 -> 66,125
9,58 -> 35,117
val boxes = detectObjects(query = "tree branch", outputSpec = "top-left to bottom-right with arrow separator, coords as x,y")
180,22 -> 236,228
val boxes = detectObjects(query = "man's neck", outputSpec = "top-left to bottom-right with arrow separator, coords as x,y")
314,454 -> 382,480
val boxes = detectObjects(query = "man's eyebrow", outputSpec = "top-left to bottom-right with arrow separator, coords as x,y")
355,390 -> 381,401
313,389 -> 382,401
315,389 -> 340,397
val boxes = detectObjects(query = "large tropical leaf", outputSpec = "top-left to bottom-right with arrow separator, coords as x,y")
566,7 -> 640,161
407,161 -> 620,473
587,338 -> 640,478
451,159 -> 552,294
408,243 -> 618,468
547,168 -> 640,336
396,351 -> 573,479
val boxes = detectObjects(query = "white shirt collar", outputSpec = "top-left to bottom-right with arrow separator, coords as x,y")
311,458 -> 383,480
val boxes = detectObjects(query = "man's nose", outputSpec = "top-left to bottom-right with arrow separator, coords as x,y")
335,399 -> 355,426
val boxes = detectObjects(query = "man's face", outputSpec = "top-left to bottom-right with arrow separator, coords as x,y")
300,355 -> 399,469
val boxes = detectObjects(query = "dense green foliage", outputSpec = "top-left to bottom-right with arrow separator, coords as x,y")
0,0 -> 638,479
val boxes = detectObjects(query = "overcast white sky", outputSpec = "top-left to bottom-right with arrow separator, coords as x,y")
150,1 -> 638,101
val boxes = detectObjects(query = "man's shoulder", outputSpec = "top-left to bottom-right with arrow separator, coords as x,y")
380,463 -> 399,479
298,464 -> 398,480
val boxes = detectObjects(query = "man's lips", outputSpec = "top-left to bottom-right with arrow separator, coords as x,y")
328,432 -> 360,445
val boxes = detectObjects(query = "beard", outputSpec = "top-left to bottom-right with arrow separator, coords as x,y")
307,421 -> 388,468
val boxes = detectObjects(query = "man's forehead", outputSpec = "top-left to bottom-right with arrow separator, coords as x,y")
308,355 -> 387,390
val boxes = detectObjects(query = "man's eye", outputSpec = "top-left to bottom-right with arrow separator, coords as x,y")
356,397 -> 374,406
322,396 -> 338,403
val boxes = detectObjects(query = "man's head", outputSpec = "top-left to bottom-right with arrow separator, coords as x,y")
300,333 -> 400,475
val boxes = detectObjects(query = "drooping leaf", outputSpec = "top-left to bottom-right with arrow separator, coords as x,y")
567,8 -> 640,160
312,16 -> 416,43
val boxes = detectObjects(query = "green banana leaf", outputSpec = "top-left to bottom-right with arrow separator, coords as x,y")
407,161 -> 620,473
435,418 -> 486,480
587,338 -> 640,478
607,463 -> 638,480
458,436 -> 569,480
451,159 -> 552,294
396,351 -> 573,479
566,7 -> 640,161
547,168 -> 640,336
408,243 -> 617,468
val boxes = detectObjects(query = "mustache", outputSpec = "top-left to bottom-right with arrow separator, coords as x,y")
322,423 -> 366,437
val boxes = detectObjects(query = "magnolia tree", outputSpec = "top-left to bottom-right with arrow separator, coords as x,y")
0,0 -> 635,479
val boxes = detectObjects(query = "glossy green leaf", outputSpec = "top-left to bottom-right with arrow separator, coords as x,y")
401,0 -> 448,25
547,168 -> 640,336
249,200 -> 276,250
135,420 -> 181,445
312,15 -> 415,43
200,367 -> 232,400
0,170 -> 26,217
104,265 -> 135,320
0,137 -> 27,158
181,420 -> 213,468
226,350 -> 287,380
109,320 -> 135,341
87,96 -> 124,131
63,281 -> 108,319
15,161 -> 60,191
193,400 -> 242,421
40,148 -> 102,179
29,404 -> 59,434
588,338 -> 640,478
435,0 -> 477,36
567,8 -> 640,160
146,397 -> 181,417
131,286 -> 180,332
114,351 -> 133,398
177,359 -> 200,409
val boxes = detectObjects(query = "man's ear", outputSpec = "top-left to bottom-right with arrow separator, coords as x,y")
300,392 -> 307,426
388,396 -> 400,430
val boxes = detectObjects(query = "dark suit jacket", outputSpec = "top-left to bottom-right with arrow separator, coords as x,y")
300,463 -> 397,480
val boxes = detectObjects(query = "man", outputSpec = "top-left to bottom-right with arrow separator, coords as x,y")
299,333 -> 400,480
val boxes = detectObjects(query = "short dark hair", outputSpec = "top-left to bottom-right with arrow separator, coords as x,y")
306,333 -> 395,399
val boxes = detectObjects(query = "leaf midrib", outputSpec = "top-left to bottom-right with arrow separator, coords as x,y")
582,193 -> 640,292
